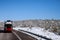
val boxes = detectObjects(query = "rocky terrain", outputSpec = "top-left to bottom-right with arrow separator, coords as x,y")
0,19 -> 60,35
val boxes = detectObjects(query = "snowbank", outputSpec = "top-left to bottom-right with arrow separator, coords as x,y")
13,27 -> 60,40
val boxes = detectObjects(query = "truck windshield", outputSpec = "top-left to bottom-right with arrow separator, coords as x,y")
5,24 -> 12,27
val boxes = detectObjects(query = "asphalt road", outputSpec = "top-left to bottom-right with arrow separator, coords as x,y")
0,33 -> 19,40
0,27 -> 19,40
0,27 -> 37,40
13,30 -> 37,40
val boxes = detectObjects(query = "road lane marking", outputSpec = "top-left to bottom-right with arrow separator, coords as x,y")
12,31 -> 22,40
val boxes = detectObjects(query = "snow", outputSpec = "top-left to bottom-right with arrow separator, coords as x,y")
13,27 -> 60,40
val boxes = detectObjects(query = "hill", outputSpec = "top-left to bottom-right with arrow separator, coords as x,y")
0,19 -> 60,35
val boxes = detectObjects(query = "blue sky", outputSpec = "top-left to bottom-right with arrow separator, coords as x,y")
0,0 -> 60,21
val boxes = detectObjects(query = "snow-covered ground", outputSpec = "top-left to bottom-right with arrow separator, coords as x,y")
13,27 -> 60,40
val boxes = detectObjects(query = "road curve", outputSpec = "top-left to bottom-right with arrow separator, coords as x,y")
13,30 -> 37,40
0,27 -> 37,40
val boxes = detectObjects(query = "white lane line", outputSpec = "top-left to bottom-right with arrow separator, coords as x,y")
12,31 -> 22,40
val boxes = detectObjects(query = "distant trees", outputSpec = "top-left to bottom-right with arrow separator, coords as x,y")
12,19 -> 60,35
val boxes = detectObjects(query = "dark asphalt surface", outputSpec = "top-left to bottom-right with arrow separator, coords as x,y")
13,30 -> 37,40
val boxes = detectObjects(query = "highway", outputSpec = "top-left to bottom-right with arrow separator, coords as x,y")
0,27 -> 37,40
0,27 -> 52,40
0,33 -> 19,40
